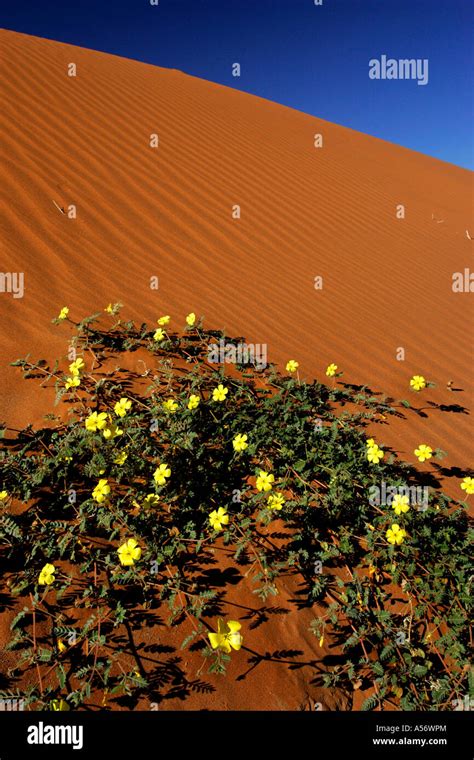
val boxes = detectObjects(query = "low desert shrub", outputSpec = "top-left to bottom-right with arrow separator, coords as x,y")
0,306 -> 471,710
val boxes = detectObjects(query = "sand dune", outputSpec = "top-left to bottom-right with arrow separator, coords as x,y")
1,28 -> 472,488
1,28 -> 473,712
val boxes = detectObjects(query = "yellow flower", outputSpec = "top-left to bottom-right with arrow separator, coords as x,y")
326,363 -> 338,377
414,444 -> 433,463
50,699 -> 70,711
461,476 -> 474,495
92,479 -> 110,503
58,639 -> 67,653
157,315 -> 170,326
114,397 -> 132,417
153,328 -> 165,342
65,375 -> 80,390
114,451 -> 128,465
186,312 -> 196,326
103,419 -> 123,440
208,619 -> 242,653
233,434 -> 248,452
209,506 -> 229,531
69,357 -> 85,376
38,563 -> 56,586
142,493 -> 160,509
0,491 -> 8,502
85,411 -> 108,432
154,463 -> 171,485
367,445 -> 384,464
212,384 -> 228,402
366,438 -> 376,448
286,360 -> 299,373
117,538 -> 141,567
410,375 -> 426,391
391,494 -> 410,516
256,470 -> 274,492
386,523 -> 407,546
188,394 -> 200,410
57,306 -> 69,320
267,492 -> 285,510
105,303 -> 114,314
163,399 -> 178,413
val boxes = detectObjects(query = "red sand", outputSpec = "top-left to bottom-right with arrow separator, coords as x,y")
0,29 -> 472,710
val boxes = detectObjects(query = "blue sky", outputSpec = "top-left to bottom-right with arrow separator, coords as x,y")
2,0 -> 473,169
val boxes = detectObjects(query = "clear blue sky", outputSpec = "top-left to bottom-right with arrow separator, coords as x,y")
2,0 -> 473,169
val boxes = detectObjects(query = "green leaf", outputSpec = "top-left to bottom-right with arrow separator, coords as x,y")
361,695 -> 378,711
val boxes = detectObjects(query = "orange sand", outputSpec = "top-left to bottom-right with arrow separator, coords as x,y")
0,29 -> 472,710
